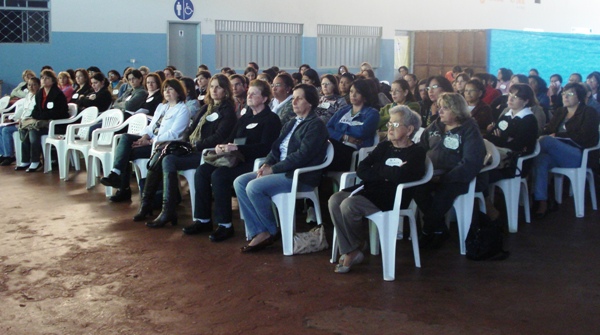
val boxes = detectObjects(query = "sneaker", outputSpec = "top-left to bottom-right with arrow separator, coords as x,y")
100,172 -> 121,188
182,221 -> 213,235
0,157 -> 15,166
209,225 -> 234,242
109,188 -> 131,202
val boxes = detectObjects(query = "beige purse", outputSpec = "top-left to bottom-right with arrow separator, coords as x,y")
293,225 -> 329,254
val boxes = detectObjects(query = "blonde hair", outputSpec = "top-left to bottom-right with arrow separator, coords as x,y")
58,71 -> 73,85
437,92 -> 471,123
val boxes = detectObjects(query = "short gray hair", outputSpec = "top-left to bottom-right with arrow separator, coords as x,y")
389,105 -> 422,132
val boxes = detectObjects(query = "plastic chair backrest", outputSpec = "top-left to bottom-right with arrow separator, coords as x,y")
74,107 -> 100,140
0,96 -> 9,110
98,110 -> 124,145
126,113 -> 148,135
481,139 -> 500,173
517,140 -> 540,170
67,103 -> 78,117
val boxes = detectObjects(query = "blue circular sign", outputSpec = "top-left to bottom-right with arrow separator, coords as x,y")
174,0 -> 194,20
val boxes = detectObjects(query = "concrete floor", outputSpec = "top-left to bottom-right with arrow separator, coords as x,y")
1,166 -> 599,335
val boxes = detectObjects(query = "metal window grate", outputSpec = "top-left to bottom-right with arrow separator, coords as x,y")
317,24 -> 382,69
215,20 -> 303,70
1,0 -> 50,43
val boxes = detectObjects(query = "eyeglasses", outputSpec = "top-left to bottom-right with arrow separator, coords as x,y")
562,91 -> 576,97
386,122 -> 405,129
464,89 -> 480,94
321,82 -> 332,87
271,83 -> 283,88
426,85 -> 439,91
508,93 -> 522,100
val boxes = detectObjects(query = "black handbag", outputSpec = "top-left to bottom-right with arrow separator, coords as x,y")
147,141 -> 193,171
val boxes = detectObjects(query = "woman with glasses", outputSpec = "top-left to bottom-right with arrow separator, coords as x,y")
531,82 -> 600,219
329,106 -> 426,273
378,79 -> 420,140
270,73 -> 295,125
315,74 -> 347,124
463,79 -> 493,134
414,93 -> 486,249
112,69 -> 148,117
423,76 -> 454,127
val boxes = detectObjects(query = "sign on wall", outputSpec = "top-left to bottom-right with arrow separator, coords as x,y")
174,0 -> 194,20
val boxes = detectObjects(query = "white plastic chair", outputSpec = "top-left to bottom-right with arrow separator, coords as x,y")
550,133 -> 600,218
489,141 -> 540,232
1,99 -> 24,164
330,158 -> 434,281
412,127 -> 425,144
42,104 -> 90,179
64,109 -> 123,180
449,140 -> 500,255
270,141 -> 334,256
87,114 -> 148,196
327,133 -> 379,192
0,96 -> 10,111
0,97 -> 23,118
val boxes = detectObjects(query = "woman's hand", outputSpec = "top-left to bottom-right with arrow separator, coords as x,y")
492,128 -> 501,137
486,122 -> 495,132
344,134 -> 363,146
257,164 -> 272,178
132,136 -> 151,148
215,143 -> 238,155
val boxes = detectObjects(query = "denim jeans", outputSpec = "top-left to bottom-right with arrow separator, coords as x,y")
0,125 -> 17,157
112,134 -> 151,189
532,136 -> 582,201
233,171 -> 312,239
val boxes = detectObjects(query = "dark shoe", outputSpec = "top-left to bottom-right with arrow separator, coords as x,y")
533,210 -> 548,220
0,157 -> 15,166
133,201 -> 154,222
100,172 -> 121,188
146,212 -> 178,228
0,157 -> 5,164
183,221 -> 213,235
110,188 -> 132,202
240,235 -> 275,253
146,172 -> 179,228
25,163 -> 42,173
15,164 -> 30,171
209,225 -> 234,242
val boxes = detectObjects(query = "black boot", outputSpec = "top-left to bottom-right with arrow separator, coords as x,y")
146,172 -> 178,228
133,171 -> 161,221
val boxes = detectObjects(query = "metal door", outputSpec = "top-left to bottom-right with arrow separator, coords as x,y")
168,22 -> 200,78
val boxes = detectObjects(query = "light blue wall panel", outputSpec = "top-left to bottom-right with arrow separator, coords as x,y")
201,34 -> 216,71
302,36 -> 318,71
489,29 -> 600,82
1,32 -> 166,94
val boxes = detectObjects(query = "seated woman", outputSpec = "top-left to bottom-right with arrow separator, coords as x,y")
329,106 -> 426,273
413,93 -> 486,249
117,67 -> 132,98
70,69 -> 92,106
57,71 -> 74,102
269,73 -> 294,125
0,77 -> 39,166
316,74 -> 347,124
135,74 -> 237,227
100,79 -> 190,202
184,79 -> 282,240
483,83 -> 538,219
112,69 -> 148,118
531,82 -> 600,219
180,77 -> 200,118
464,79 -> 493,134
233,84 -> 329,252
496,68 -> 512,95
423,76 -> 454,127
77,72 -> 113,113
196,70 -> 211,106
338,72 -> 355,105
136,73 -> 163,116
454,72 -> 470,96
244,67 -> 257,82
302,68 -> 321,92
326,79 -> 380,171
529,75 -> 550,118
16,70 -> 70,172
107,70 -> 122,101
378,79 -> 421,140
8,69 -> 35,103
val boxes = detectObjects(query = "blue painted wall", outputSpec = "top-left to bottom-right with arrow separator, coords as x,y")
1,32 -> 166,94
489,29 -> 600,81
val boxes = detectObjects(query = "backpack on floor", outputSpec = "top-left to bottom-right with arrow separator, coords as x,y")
466,210 -> 510,261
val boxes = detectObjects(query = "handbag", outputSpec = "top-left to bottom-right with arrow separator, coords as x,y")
293,225 -> 329,254
203,150 -> 245,168
147,141 -> 193,171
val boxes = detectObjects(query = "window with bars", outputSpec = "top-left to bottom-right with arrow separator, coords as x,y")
317,24 -> 382,69
0,0 -> 50,43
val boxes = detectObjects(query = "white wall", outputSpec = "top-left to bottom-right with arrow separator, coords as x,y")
53,0 -> 600,37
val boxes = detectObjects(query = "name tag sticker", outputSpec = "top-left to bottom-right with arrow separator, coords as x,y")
318,102 -> 331,109
113,89 -> 119,95
246,123 -> 258,129
498,120 -> 509,131
443,136 -> 459,150
385,158 -> 404,167
125,95 -> 132,101
199,95 -> 205,101
206,113 -> 219,122
240,108 -> 247,116
47,102 -> 54,109
146,96 -> 154,103
72,93 -> 79,99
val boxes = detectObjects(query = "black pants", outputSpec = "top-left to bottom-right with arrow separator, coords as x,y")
413,181 -> 469,234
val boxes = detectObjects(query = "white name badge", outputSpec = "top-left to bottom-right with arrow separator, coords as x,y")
500,84 -> 507,90
498,120 -> 509,131
240,108 -> 247,116
206,113 -> 219,122
24,89 -> 29,93
443,135 -> 459,150
146,96 -> 154,103
113,89 -> 119,95
246,123 -> 258,129
125,95 -> 132,101
385,158 -> 404,167
199,95 -> 205,101
47,102 -> 54,109
72,93 -> 79,99
318,102 -> 331,109
89,94 -> 96,100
